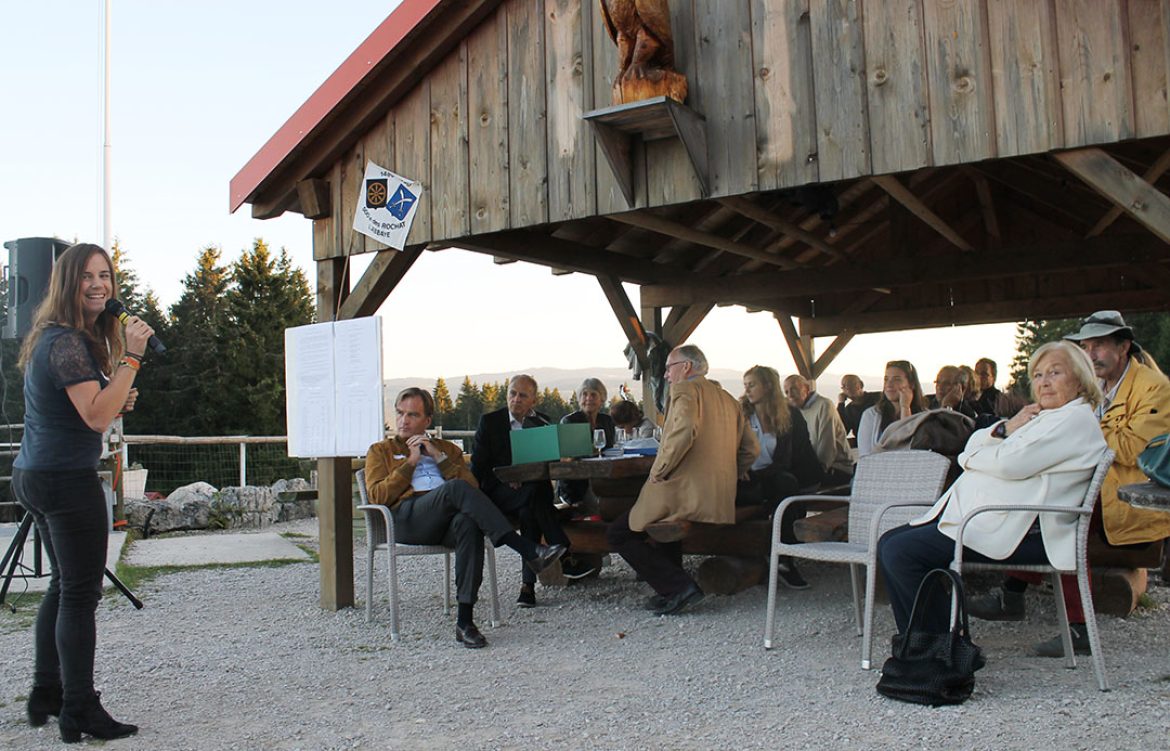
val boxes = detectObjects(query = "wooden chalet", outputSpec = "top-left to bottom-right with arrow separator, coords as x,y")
231,0 -> 1170,608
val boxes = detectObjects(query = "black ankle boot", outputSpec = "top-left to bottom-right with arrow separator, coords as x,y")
58,693 -> 138,744
27,685 -> 62,726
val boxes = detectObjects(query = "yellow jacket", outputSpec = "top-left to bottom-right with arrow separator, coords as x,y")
364,436 -> 478,509
1100,359 -> 1170,545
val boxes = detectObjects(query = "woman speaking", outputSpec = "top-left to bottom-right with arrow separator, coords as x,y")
13,242 -> 152,743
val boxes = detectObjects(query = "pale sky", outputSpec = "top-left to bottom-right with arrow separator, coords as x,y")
1,1 -> 1021,391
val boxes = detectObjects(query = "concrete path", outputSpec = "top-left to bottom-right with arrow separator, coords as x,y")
123,531 -> 312,567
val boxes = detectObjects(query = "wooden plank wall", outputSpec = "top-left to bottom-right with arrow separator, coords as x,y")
330,0 -> 1170,251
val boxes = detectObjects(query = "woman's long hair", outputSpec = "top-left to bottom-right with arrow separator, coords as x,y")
18,243 -> 122,374
875,360 -> 926,429
740,365 -> 792,436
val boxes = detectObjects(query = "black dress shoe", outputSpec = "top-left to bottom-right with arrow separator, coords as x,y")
455,622 -> 488,649
517,584 -> 536,608
27,685 -> 62,727
58,693 -> 138,744
653,583 -> 705,616
525,543 -> 567,574
561,555 -> 600,580
644,594 -> 669,611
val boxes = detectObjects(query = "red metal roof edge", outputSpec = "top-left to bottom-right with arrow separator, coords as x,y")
229,0 -> 445,214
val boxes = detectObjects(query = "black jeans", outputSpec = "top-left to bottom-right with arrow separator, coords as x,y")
606,510 -> 694,597
877,522 -> 1049,634
12,468 -> 108,703
391,480 -> 516,605
487,481 -> 569,586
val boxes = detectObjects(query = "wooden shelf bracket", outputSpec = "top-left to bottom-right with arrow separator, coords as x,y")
583,96 -> 708,207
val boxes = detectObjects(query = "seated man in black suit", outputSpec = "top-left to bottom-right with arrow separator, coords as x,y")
471,374 -> 594,607
365,388 -> 565,648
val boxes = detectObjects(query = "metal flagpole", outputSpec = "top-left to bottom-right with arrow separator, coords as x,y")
102,0 -> 113,251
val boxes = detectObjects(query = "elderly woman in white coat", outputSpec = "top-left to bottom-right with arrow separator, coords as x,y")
877,341 -> 1107,633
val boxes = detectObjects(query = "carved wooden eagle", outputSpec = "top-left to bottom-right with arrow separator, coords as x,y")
599,0 -> 676,84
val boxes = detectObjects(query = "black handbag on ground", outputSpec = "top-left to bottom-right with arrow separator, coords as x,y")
875,568 -> 985,706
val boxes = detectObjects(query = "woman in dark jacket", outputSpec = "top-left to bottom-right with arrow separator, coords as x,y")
739,365 -> 823,588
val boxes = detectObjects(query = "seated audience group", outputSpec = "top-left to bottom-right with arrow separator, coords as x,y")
364,312 -> 1170,663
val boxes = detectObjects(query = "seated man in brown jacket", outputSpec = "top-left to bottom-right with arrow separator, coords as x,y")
607,345 -> 758,615
365,388 -> 564,648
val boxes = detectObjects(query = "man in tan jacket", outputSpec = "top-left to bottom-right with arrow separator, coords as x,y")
607,345 -> 758,615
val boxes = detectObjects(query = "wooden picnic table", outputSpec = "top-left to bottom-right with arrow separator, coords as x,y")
1117,481 -> 1170,512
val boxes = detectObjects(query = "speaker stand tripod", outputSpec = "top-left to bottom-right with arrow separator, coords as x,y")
1,511 -> 143,610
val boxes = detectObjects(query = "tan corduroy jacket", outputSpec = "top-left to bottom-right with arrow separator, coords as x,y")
364,436 -> 477,509
628,376 -> 758,532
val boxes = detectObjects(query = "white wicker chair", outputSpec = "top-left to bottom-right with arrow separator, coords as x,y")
951,447 -> 1115,691
355,469 -> 501,641
764,450 -> 952,669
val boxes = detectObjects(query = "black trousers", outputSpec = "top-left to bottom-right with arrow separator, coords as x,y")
736,467 -> 803,544
391,479 -> 515,605
12,468 -> 108,704
606,510 -> 694,597
877,522 -> 1049,633
487,481 -> 568,585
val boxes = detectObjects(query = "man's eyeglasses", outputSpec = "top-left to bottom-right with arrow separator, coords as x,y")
665,361 -> 687,371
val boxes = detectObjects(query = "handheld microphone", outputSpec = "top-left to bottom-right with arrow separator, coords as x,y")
104,299 -> 166,354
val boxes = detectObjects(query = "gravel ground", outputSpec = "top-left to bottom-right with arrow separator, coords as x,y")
2,519 -> 1169,750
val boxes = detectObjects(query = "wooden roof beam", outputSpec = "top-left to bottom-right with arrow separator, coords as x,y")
799,289 -> 1170,338
662,303 -> 714,346
1056,147 -> 1170,244
872,174 -> 974,252
775,314 -> 812,379
607,211 -> 799,269
641,235 -> 1168,307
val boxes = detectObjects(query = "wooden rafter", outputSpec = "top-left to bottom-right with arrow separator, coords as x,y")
716,195 -> 847,261
966,168 -> 1001,248
1055,148 -> 1170,244
811,334 -> 854,379
872,174 -> 974,252
458,231 -> 680,285
1086,145 -> 1170,237
608,211 -> 799,269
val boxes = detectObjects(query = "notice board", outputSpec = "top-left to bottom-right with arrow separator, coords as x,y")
284,317 -> 384,458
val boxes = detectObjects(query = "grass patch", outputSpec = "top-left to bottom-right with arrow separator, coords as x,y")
1137,592 -> 1156,610
0,593 -> 42,633
281,531 -> 311,539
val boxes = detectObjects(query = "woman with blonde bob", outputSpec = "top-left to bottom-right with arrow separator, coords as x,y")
13,243 -> 153,742
877,341 -> 1107,635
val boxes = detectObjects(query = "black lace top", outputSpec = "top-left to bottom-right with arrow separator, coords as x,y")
15,326 -> 107,470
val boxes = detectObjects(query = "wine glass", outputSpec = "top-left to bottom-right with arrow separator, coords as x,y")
593,428 -> 607,457
615,428 -> 629,448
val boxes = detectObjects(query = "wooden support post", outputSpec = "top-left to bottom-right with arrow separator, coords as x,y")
337,246 -> 423,320
662,303 -> 713,347
775,314 -> 813,379
316,255 -> 354,610
642,303 -> 662,423
1056,147 -> 1170,244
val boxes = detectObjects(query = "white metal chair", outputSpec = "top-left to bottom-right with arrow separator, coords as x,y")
355,469 -> 501,641
951,447 -> 1115,691
764,450 -> 952,669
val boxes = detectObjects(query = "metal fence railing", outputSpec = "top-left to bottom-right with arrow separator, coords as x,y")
123,435 -> 313,496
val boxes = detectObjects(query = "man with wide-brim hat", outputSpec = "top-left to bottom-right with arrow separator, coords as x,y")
969,310 -> 1170,656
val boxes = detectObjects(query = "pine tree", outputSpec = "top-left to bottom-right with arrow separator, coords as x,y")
480,381 -> 503,412
219,240 -> 314,435
452,376 -> 484,429
537,387 -> 569,422
433,377 -> 453,426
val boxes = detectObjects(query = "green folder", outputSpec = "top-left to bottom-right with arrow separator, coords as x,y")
509,423 -> 593,464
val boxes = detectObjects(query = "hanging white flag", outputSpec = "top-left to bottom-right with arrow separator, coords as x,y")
352,161 -> 422,250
